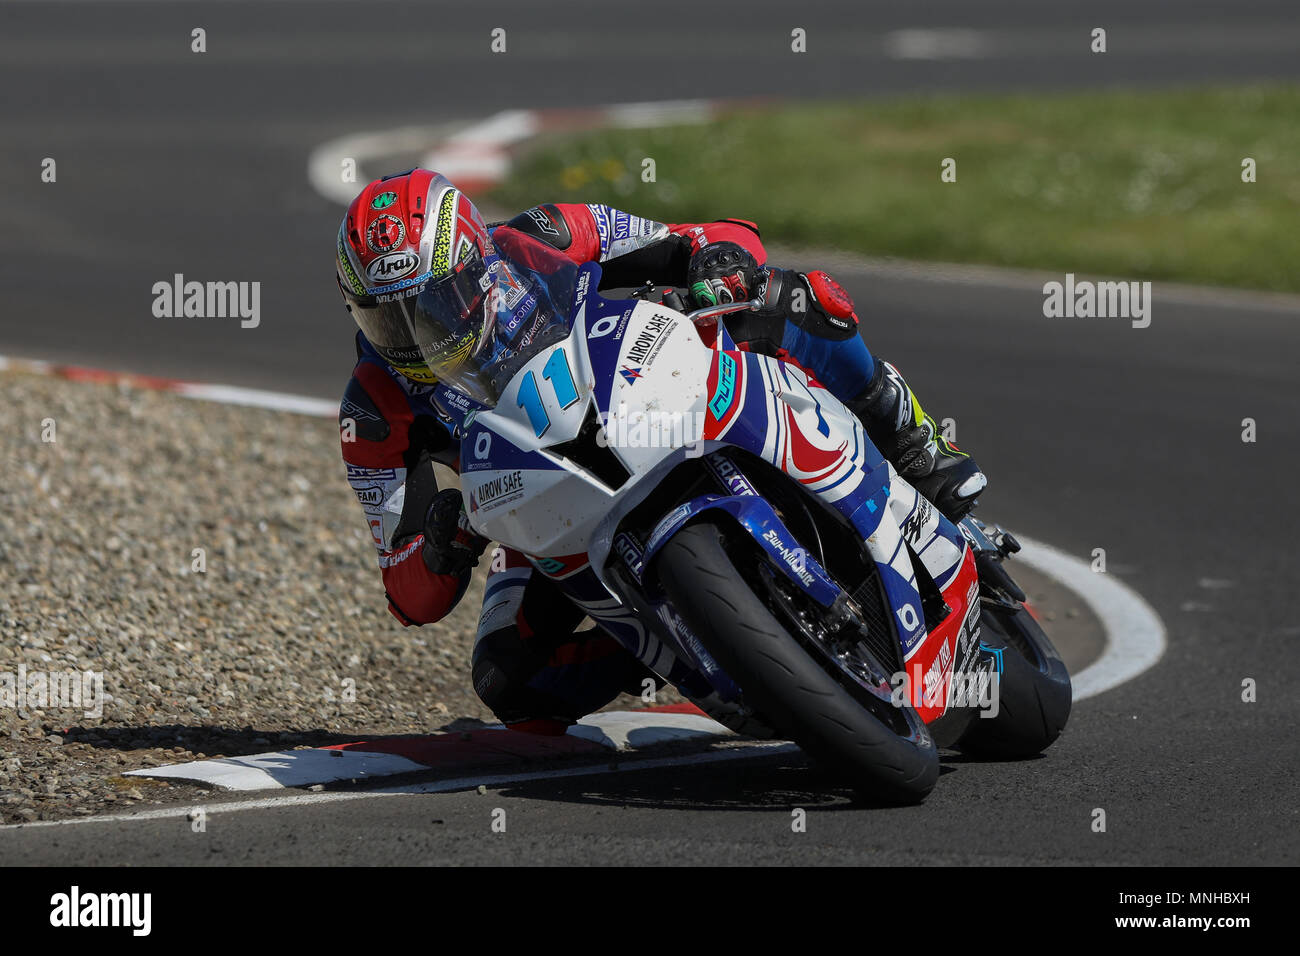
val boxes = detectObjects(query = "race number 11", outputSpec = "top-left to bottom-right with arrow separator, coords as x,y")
517,349 -> 579,438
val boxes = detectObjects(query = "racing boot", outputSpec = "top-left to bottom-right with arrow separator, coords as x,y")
849,359 -> 987,521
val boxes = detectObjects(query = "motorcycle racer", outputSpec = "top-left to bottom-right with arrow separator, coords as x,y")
335,168 -> 986,734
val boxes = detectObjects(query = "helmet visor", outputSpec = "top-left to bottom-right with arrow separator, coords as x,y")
349,229 -> 578,408
350,253 -> 491,390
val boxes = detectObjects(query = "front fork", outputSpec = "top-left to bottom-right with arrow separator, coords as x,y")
958,516 -> 1027,603
957,515 -> 1039,695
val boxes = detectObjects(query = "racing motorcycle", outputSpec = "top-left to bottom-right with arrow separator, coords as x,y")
452,230 -> 1071,803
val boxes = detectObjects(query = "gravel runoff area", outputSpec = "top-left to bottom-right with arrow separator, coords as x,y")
0,368 -> 1094,826
0,367 -> 690,825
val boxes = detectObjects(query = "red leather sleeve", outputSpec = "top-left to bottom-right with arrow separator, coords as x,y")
669,219 -> 767,267
550,203 -> 605,264
377,537 -> 469,626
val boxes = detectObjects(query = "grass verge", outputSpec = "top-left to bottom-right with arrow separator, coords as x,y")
489,85 -> 1300,292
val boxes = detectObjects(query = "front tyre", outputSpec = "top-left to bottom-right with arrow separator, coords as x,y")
655,521 -> 939,804
958,601 -> 1072,759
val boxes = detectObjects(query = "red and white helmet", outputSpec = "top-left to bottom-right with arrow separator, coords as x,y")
336,168 -> 495,384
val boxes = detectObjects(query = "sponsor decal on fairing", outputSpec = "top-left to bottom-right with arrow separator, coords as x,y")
703,452 -> 758,496
624,312 -> 675,367
708,351 -> 738,419
470,470 -> 525,513
613,532 -> 646,580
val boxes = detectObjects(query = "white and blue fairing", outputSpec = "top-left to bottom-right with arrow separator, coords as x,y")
460,258 -> 973,700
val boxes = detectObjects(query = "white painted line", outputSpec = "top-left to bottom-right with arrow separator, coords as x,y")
884,29 -> 993,60
307,122 -> 465,206
606,99 -> 714,128
571,711 -> 733,749
310,101 -> 717,208
1,742 -> 800,831
126,748 -> 427,790
0,353 -> 339,418
0,356 -> 51,374
422,110 -> 539,185
175,382 -> 337,417
126,710 -> 734,791
1014,536 -> 1167,701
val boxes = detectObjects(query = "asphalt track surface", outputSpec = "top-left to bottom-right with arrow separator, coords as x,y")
2,1 -> 1299,865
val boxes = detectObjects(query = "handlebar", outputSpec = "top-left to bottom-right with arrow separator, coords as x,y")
629,281 -> 761,324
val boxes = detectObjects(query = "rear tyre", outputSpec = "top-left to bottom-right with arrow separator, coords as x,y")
957,601 -> 1072,759
656,520 -> 939,804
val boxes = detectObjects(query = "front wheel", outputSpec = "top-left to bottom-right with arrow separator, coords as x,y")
655,520 -> 939,804
957,600 -> 1072,759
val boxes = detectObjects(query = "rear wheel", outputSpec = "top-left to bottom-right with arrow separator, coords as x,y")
655,520 -> 939,803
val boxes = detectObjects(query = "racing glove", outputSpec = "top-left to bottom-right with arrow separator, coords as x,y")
686,241 -> 763,307
421,488 -> 490,576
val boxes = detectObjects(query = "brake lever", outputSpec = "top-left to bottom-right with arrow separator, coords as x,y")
683,298 -> 763,325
